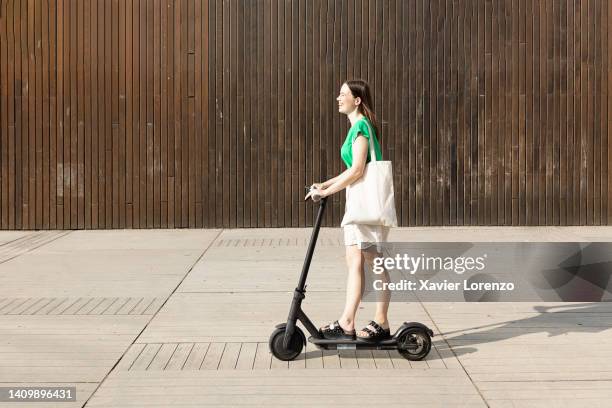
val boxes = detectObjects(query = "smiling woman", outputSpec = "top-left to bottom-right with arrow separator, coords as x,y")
304,79 -> 394,342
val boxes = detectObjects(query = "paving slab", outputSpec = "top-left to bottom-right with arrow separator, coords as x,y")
0,229 -> 220,407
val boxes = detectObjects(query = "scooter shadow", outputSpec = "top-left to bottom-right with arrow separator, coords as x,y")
435,302 -> 612,358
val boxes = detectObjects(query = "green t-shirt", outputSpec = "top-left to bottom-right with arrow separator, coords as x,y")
340,117 -> 382,168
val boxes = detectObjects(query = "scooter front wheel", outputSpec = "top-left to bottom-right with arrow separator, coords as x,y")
269,326 -> 305,361
397,327 -> 432,361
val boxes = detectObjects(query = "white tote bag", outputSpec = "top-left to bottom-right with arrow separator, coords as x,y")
340,121 -> 398,227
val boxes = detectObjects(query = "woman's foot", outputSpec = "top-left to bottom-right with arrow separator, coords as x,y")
319,319 -> 356,340
356,320 -> 391,341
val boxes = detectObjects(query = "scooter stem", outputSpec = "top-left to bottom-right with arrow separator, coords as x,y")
296,197 -> 328,292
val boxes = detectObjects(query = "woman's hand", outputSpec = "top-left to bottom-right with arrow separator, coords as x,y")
304,187 -> 328,201
310,182 -> 324,190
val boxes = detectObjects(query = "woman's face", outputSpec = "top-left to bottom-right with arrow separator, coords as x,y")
337,83 -> 360,115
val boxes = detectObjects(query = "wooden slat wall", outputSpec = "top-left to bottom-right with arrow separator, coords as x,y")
0,0 -> 610,229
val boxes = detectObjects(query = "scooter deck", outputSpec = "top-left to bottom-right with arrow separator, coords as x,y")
308,336 -> 399,350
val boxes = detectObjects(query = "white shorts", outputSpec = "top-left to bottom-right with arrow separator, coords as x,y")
343,223 -> 390,253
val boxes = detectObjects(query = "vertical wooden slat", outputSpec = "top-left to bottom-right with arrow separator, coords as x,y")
96,0 -> 104,228
146,0 -> 154,227
41,0 -> 49,229
16,0 -> 24,228
277,0 -> 285,228
572,0 -> 580,225
83,0 -> 90,229
193,0 -> 202,228
538,0 -> 545,225
186,0 -> 194,228
483,0 -> 491,226
518,0 -> 526,226
132,0 -> 140,228
228,0 -> 236,228
211,0 -> 219,227
118,0 -> 126,228
221,0 -> 229,227
34,0 -> 42,229
394,0 -> 403,224
55,0 -> 63,229
303,0 -> 311,228
203,0 -> 209,226
201,0 -> 209,228
125,0 -> 133,227
0,0 -> 7,228
504,0 -> 510,226
104,0 -> 112,228
64,0 -> 73,229
534,0 -> 541,225
588,0 -> 595,225
16,0 -> 23,228
416,0 -> 424,225
502,0 -> 510,226
604,0 -> 610,225
432,0 -> 439,226
110,0 -> 118,229
88,0 -> 96,229
240,2 -> 247,227
407,0 -> 415,225
284,0 -> 291,228
172,0 -> 179,228
162,0 -> 169,227
153,0 -> 161,228
75,0 -> 83,229
600,0 -> 608,225
444,0 -> 452,226
397,0 -> 404,225
13,0 -> 23,230
489,0 -> 495,226
579,0 -> 587,225
296,0 -> 304,227
291,0 -> 297,226
608,0 -> 612,225
11,0 -> 19,229
27,0 -> 35,229
454,0 -> 462,226
565,0 -> 574,225
559,0 -> 566,225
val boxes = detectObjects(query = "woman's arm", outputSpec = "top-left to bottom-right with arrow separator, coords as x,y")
320,174 -> 341,189
320,135 -> 369,197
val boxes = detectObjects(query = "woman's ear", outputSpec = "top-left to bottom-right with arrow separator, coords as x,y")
355,97 -> 361,106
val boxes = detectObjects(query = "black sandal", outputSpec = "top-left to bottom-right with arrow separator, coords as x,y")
319,320 -> 356,340
357,320 -> 391,342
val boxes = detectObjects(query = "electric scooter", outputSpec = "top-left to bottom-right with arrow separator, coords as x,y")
269,187 -> 433,361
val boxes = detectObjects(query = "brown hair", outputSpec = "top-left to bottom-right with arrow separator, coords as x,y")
344,79 -> 379,138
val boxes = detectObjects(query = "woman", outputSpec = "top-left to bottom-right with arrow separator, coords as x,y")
304,79 -> 392,341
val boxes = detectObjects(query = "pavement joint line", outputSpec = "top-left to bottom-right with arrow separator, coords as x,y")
0,230 -> 74,264
81,228 -> 224,407
0,232 -> 38,249
419,302 -> 490,407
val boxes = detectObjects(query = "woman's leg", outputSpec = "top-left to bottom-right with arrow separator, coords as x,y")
336,244 -> 365,331
357,248 -> 391,336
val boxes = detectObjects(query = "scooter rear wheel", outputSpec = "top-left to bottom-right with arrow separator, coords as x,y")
397,327 -> 432,361
269,326 -> 305,361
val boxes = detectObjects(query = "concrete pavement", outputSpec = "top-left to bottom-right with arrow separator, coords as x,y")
0,227 -> 611,407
